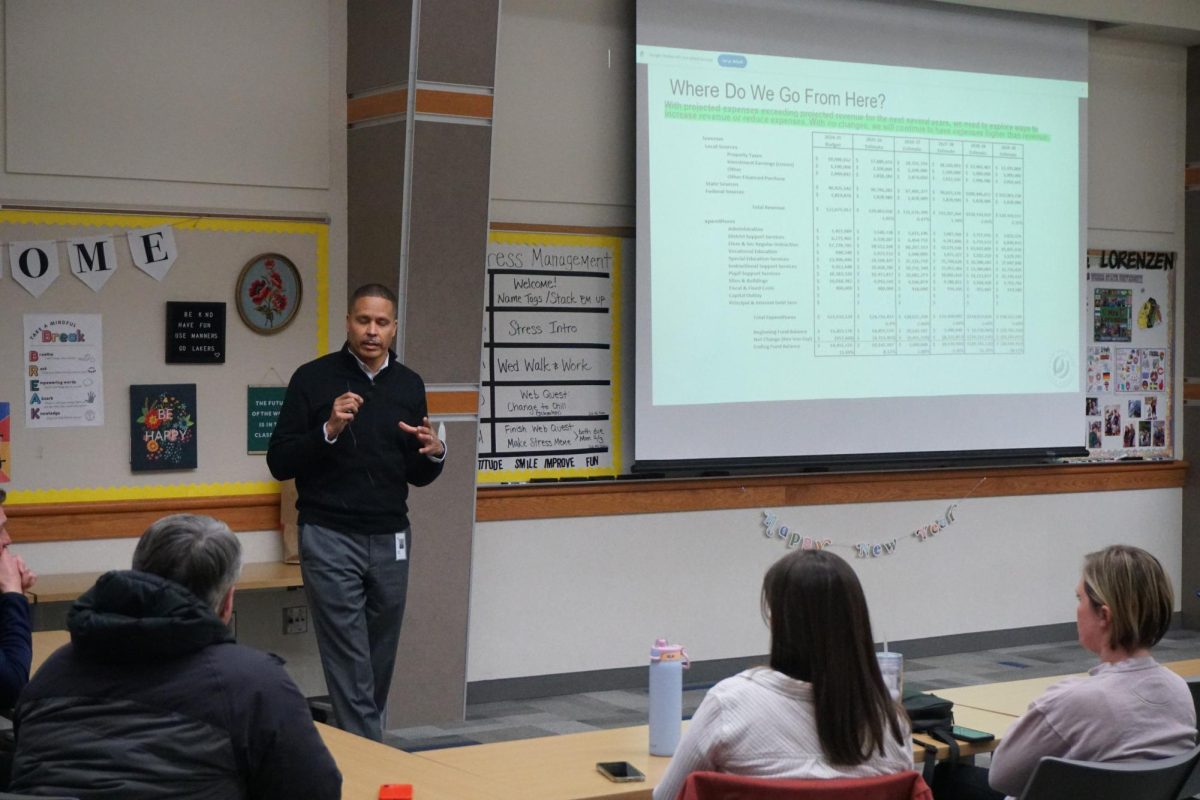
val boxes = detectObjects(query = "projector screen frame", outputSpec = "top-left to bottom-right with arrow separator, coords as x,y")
633,0 -> 1090,473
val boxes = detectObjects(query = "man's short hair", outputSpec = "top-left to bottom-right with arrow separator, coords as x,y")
350,283 -> 398,314
132,514 -> 243,613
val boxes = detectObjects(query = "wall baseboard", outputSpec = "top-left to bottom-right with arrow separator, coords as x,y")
466,621 -> 1095,704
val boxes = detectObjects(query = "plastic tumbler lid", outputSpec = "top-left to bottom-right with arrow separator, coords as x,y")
651,638 -> 687,661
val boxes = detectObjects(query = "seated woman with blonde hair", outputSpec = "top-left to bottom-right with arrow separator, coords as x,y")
941,544 -> 1197,799
652,548 -> 912,800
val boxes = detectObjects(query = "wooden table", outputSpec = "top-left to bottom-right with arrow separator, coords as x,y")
325,657 -> 1137,799
935,675 -> 1070,717
417,723 -> 669,800
415,711 -> 1010,800
318,722 -> 517,800
27,561 -> 302,604
932,657 -> 1200,718
1167,658 -> 1200,679
31,629 -> 69,674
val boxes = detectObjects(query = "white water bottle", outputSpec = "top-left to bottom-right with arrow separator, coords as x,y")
649,638 -> 689,756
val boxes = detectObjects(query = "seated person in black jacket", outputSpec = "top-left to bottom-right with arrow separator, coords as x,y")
8,513 -> 342,800
0,487 -> 36,709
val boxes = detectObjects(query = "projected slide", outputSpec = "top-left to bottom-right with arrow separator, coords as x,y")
642,46 -> 1086,407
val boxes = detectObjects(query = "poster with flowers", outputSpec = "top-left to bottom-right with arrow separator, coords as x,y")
129,384 -> 197,471
235,253 -> 301,334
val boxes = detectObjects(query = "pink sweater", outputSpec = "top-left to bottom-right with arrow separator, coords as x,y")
988,656 -> 1197,797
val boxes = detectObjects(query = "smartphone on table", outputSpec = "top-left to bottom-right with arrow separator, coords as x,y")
597,761 -> 646,782
951,725 -> 995,743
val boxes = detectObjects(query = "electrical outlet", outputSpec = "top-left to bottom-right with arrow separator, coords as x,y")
283,605 -> 308,635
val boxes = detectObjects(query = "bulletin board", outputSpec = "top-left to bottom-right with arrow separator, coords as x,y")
1083,249 -> 1174,459
0,209 -> 328,504
477,231 -> 623,483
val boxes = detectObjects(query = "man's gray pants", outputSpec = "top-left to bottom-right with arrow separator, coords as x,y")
299,523 -> 410,742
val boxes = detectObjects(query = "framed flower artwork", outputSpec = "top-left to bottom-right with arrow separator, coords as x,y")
235,253 -> 302,334
130,384 -> 197,471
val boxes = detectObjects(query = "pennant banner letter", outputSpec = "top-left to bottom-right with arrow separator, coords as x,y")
67,235 -> 118,292
8,241 -> 60,298
127,225 -> 177,281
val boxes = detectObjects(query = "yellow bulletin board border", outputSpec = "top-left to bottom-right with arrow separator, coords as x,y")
12,481 -> 280,504
0,209 -> 328,506
478,230 -> 623,484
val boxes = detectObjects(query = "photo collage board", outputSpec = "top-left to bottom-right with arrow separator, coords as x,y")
1084,250 -> 1174,458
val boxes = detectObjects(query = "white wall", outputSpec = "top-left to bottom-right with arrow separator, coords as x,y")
469,489 -> 1182,680
490,0 -> 634,228
1,0 -> 347,240
475,4 -> 1188,682
6,1 -> 330,190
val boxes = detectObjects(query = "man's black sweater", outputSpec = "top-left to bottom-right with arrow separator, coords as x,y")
267,344 -> 443,535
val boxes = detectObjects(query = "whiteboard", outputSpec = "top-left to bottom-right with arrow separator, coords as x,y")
477,231 -> 623,483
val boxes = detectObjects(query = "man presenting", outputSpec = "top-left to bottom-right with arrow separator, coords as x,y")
268,284 -> 445,741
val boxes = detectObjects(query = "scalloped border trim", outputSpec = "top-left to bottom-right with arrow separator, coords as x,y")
0,209 -> 329,357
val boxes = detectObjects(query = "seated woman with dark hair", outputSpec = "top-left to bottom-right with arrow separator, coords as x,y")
940,544 -> 1197,800
652,549 -> 912,800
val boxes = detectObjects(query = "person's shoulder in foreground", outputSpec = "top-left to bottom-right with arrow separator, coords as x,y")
0,487 -> 36,710
9,514 -> 341,800
987,544 -> 1196,798
651,549 -> 911,800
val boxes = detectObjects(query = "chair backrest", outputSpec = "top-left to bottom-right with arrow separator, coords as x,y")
677,770 -> 932,800
1015,743 -> 1200,800
1176,681 -> 1200,799
1186,676 -> 1200,721
1180,759 -> 1200,800
0,794 -> 80,800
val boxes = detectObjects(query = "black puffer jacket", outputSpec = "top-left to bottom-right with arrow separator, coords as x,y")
9,570 -> 341,800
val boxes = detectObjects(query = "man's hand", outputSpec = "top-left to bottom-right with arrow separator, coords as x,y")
398,416 -> 445,458
0,549 -> 27,594
325,391 -> 364,440
16,554 -> 35,592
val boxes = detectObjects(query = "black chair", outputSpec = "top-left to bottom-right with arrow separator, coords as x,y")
1181,676 -> 1200,799
0,794 -> 80,800
1015,743 -> 1200,800
1186,675 -> 1200,720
